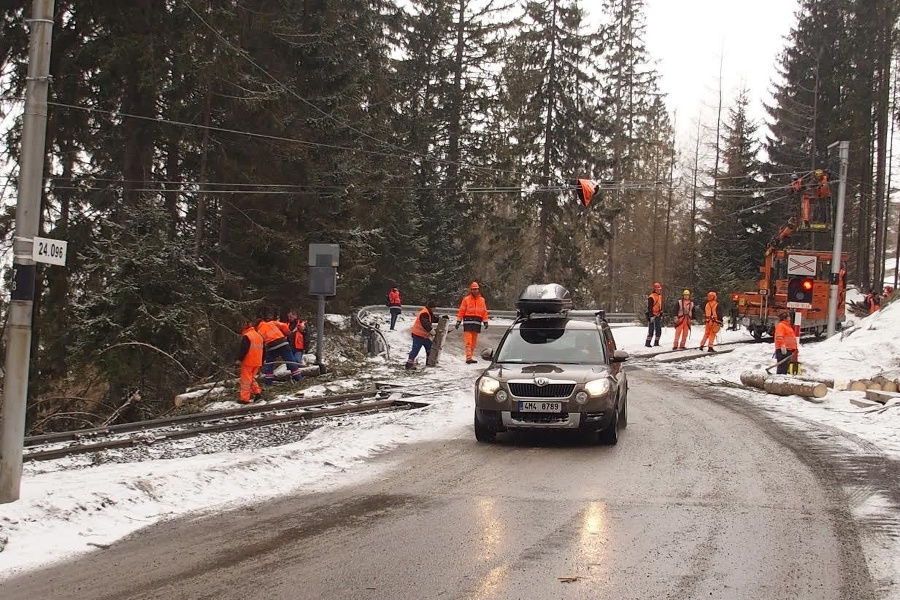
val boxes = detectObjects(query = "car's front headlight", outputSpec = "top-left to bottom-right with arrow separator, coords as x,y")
584,378 -> 610,397
479,376 -> 501,395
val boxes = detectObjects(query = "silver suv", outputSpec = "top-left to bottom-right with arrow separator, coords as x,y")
473,284 -> 629,444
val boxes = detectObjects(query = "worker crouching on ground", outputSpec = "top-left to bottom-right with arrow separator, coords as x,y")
645,282 -> 664,347
257,316 -> 303,385
456,281 -> 489,364
672,289 -> 695,350
286,310 -> 309,367
236,319 -> 264,403
698,292 -> 723,353
774,312 -> 798,375
406,300 -> 438,370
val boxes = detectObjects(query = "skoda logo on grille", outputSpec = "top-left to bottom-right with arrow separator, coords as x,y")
534,377 -> 550,387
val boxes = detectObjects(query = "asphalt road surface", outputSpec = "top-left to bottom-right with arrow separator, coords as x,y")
1,358 -> 886,599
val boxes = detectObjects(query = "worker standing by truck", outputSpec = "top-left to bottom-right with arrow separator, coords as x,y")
698,292 -> 723,353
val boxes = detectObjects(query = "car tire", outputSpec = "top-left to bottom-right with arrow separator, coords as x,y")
598,404 -> 619,445
474,411 -> 496,443
619,395 -> 627,429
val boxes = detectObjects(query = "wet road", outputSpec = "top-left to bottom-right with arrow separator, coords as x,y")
1,369 -> 880,599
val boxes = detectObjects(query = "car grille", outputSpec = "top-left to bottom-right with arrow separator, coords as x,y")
511,412 -> 570,424
508,383 -> 575,398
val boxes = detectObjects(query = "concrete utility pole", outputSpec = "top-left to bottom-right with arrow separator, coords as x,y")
0,0 -> 55,504
826,141 -> 850,339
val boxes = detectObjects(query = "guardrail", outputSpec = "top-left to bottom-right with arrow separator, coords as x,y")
356,305 -> 639,326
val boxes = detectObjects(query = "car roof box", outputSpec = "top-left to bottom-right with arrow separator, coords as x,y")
516,284 -> 573,316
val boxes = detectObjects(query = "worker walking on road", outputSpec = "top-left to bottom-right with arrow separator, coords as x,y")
698,292 -> 723,353
236,319 -> 264,403
456,281 -> 489,364
406,300 -> 438,370
645,282 -> 664,347
387,286 -> 402,330
774,312 -> 798,375
672,289 -> 695,350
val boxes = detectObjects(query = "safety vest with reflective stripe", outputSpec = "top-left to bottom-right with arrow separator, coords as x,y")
457,294 -> 488,323
411,307 -> 434,339
676,300 -> 694,320
241,326 -> 264,368
257,320 -> 288,350
648,292 -> 663,317
705,301 -> 721,324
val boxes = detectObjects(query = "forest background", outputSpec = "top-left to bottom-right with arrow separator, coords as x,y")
0,0 -> 896,427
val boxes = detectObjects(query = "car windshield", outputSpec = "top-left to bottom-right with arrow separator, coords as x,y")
496,323 -> 607,364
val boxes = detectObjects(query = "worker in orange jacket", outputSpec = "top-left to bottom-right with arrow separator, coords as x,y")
672,289 -> 696,350
698,292 -> 723,353
773,312 -> 798,375
455,281 -> 489,363
387,286 -> 402,330
406,300 -> 438,370
645,282 -> 664,347
236,319 -> 264,403
257,316 -> 303,384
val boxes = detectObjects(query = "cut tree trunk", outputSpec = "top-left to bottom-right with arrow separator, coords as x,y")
740,371 -> 827,398
426,316 -> 450,367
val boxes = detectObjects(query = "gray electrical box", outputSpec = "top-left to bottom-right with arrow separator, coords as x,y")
308,244 -> 340,267
309,266 -> 337,296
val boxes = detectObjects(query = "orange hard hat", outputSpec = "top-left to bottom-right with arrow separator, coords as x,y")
470,281 -> 480,290
653,282 -> 662,291
707,291 -> 717,301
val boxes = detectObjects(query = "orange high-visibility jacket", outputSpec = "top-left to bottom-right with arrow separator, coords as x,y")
289,320 -> 307,350
411,307 -> 436,339
774,320 -> 798,350
647,292 -> 663,316
239,326 -> 264,368
257,320 -> 288,350
457,294 -> 488,330
388,289 -> 401,307
704,301 -> 722,324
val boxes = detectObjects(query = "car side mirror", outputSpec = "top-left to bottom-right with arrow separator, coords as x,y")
611,350 -> 629,363
481,347 -> 494,361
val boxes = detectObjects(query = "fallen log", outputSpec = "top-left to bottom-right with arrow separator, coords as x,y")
848,380 -> 869,392
798,376 -> 836,389
882,381 -> 899,393
174,365 -> 322,406
864,389 -> 900,405
740,371 -> 827,398
740,371 -> 768,390
763,377 -> 827,399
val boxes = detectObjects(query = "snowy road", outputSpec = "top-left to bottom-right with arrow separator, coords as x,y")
1,368 -> 879,599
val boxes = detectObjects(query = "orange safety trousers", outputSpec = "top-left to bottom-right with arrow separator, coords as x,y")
699,322 -> 720,349
239,364 -> 262,402
674,319 -> 690,348
463,330 -> 479,360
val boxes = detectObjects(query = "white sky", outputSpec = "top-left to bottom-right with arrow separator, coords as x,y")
634,0 -> 800,142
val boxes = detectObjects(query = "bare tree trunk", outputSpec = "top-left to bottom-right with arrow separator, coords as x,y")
194,90 -> 211,260
872,1 -> 891,289
537,0 -> 559,280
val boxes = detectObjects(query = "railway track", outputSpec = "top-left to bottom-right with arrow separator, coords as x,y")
24,387 -> 434,463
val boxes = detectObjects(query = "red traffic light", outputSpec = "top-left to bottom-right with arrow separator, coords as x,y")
802,279 -> 813,291
731,293 -> 739,301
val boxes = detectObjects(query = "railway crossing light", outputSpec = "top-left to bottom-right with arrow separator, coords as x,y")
788,276 -> 814,307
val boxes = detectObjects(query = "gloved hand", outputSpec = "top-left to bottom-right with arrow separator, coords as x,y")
455,321 -> 461,330
483,322 -> 488,330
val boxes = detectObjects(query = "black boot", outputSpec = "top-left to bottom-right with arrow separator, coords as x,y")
708,347 -> 716,353
653,339 -> 660,347
645,340 -> 652,348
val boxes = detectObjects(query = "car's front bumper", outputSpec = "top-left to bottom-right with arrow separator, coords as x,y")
475,408 -> 611,432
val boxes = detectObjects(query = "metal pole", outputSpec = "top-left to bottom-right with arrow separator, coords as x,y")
316,294 -> 325,367
826,141 -> 850,338
0,0 -> 55,504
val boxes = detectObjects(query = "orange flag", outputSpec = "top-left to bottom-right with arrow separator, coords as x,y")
577,179 -> 597,207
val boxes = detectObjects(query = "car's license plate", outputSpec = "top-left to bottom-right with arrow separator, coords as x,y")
518,401 -> 563,413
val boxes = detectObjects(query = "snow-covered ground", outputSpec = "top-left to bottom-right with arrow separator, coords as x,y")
4,306 -> 900,590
